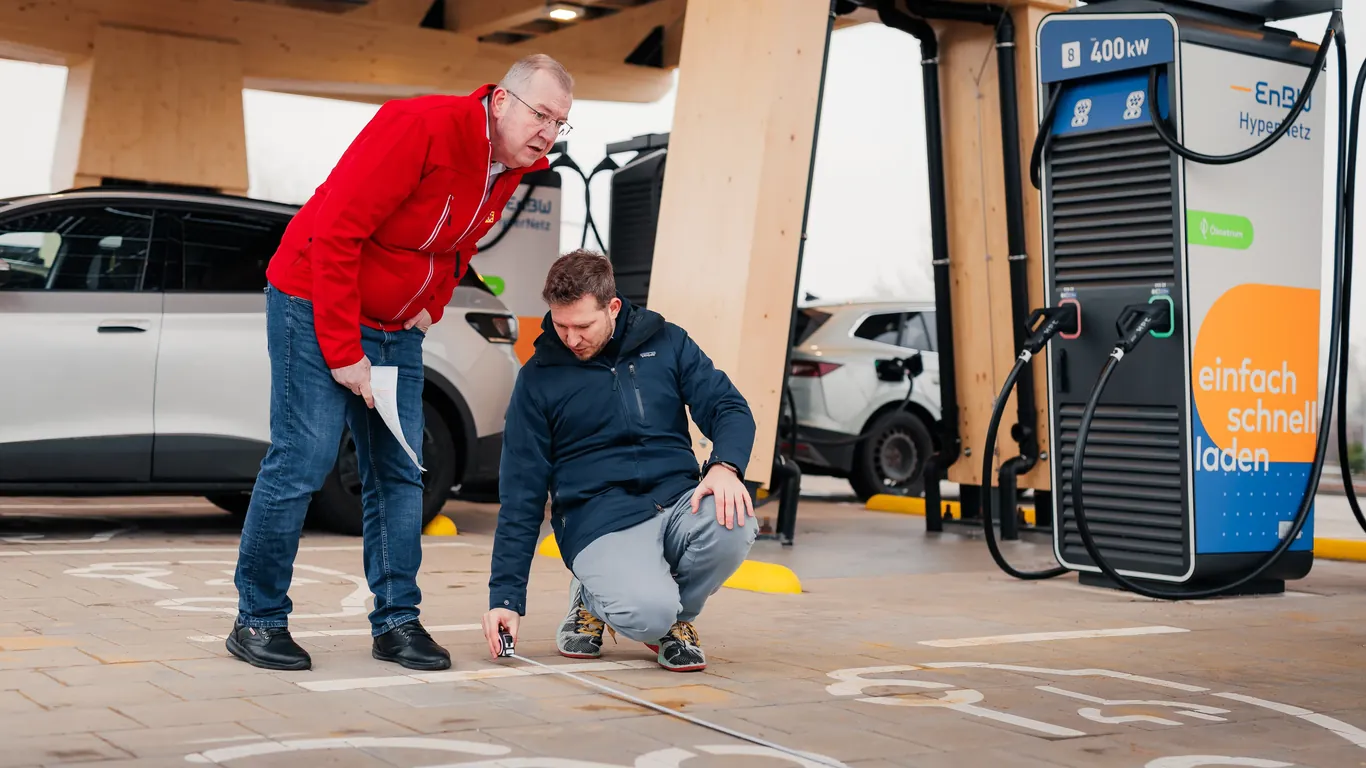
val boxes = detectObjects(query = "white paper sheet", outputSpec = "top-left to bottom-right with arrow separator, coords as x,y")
369,365 -> 425,472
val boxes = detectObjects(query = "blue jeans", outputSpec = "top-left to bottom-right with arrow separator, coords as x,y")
234,284 -> 428,636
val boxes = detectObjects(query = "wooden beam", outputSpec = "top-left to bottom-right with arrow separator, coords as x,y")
347,0 -> 437,25
646,0 -> 831,488
931,0 -> 1074,491
51,24 -> 248,193
0,0 -> 676,102
445,0 -> 547,37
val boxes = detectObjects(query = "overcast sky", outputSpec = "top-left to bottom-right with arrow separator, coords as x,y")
2,9 -> 1364,400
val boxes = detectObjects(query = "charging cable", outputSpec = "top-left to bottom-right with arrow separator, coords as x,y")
978,306 -> 1078,580
1061,10 -> 1354,600
495,634 -> 846,768
1071,294 -> 1332,599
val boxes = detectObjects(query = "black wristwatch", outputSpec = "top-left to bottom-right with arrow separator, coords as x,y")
707,460 -> 740,478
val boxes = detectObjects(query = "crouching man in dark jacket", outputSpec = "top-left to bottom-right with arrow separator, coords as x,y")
481,250 -> 757,672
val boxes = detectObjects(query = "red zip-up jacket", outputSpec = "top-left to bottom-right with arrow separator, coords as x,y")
266,84 -> 550,370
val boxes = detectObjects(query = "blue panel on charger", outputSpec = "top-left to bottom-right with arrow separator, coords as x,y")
1039,16 -> 1177,84
1051,71 -> 1170,138
1190,411 -> 1315,555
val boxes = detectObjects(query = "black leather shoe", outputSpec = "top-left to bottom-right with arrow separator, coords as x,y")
373,621 -> 451,671
225,622 -> 311,671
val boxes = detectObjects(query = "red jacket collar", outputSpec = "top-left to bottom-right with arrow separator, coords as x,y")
470,83 -> 553,174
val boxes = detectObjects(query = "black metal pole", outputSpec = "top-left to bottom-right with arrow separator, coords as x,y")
771,0 -> 838,542
878,0 -> 959,534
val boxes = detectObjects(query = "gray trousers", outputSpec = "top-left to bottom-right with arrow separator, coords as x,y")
570,487 -> 759,643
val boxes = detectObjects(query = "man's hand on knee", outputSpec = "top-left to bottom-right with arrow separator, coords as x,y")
330,356 -> 374,409
482,608 -> 520,659
691,463 -> 755,530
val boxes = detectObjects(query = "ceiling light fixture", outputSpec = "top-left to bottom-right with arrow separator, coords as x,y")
547,3 -> 581,21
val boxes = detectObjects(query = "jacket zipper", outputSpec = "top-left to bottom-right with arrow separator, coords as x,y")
628,362 -> 645,419
418,194 -> 452,251
394,193 -> 450,322
448,148 -> 495,252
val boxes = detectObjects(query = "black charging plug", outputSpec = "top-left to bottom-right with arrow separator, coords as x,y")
1114,302 -> 1171,354
1022,306 -> 1081,356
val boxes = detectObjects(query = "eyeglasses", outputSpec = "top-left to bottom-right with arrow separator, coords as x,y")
506,89 -> 573,137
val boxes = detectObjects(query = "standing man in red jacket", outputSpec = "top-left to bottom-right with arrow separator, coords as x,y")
228,54 -> 574,672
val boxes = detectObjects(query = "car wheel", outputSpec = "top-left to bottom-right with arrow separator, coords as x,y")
206,492 -> 251,519
310,399 -> 459,536
850,409 -> 932,502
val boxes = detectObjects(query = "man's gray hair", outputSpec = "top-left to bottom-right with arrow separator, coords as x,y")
499,54 -> 574,95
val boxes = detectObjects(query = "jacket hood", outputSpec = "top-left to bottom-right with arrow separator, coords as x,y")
533,294 -> 665,366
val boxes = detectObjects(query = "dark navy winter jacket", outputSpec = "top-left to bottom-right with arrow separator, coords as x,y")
488,296 -> 755,615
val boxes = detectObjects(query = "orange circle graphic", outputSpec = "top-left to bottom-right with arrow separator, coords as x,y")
1191,284 -> 1321,464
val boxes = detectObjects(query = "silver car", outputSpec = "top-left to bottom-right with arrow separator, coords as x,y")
782,300 -> 942,501
0,187 -> 521,534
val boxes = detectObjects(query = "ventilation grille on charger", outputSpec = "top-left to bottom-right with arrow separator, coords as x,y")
1048,126 -> 1178,288
1057,403 -> 1186,575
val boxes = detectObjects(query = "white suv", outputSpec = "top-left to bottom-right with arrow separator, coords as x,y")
782,300 -> 942,501
0,188 -> 521,535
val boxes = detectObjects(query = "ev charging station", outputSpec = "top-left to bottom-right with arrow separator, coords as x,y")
981,0 -> 1353,599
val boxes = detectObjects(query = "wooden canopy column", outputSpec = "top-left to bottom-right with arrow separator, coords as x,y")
51,25 -> 249,194
645,0 -> 833,488
921,0 -> 1072,494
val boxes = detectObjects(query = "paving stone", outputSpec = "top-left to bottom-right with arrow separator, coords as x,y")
148,671 -> 301,700
477,721 -> 675,764
3,706 -> 143,736
369,701 -> 546,733
0,689 -> 44,714
0,732 -> 132,765
0,647 -> 102,671
3,498 -> 1366,766
115,697 -> 273,728
25,680 -> 182,710
96,722 -> 264,758
42,660 -> 188,687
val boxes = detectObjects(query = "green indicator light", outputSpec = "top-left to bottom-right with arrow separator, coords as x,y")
1148,294 -> 1174,338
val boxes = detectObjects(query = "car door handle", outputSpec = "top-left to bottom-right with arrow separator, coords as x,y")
98,323 -> 148,333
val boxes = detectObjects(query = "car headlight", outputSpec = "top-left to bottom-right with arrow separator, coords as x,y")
466,312 -> 518,344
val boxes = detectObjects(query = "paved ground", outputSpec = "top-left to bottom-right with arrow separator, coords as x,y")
0,491 -> 1364,768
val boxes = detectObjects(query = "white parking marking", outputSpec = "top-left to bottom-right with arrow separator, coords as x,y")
1217,692 -> 1366,748
187,624 -> 480,642
184,736 -> 508,763
181,739 -> 849,768
0,529 -> 130,544
152,561 -> 369,618
0,542 -> 471,558
298,659 -> 659,693
918,625 -> 1188,647
1147,754 -> 1294,759
0,502 -> 213,510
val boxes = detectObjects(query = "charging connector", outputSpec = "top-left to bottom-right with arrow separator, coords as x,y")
1022,306 -> 1080,357
976,305 -> 1078,581
1112,302 -> 1171,356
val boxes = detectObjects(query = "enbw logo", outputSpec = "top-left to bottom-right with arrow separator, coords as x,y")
1232,81 -> 1311,112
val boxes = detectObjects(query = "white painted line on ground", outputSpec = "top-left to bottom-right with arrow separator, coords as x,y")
0,542 -> 472,558
918,625 -> 1189,647
184,736 -> 509,764
0,502 -> 214,510
298,659 -> 658,693
1215,692 -> 1366,748
187,624 -> 481,643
